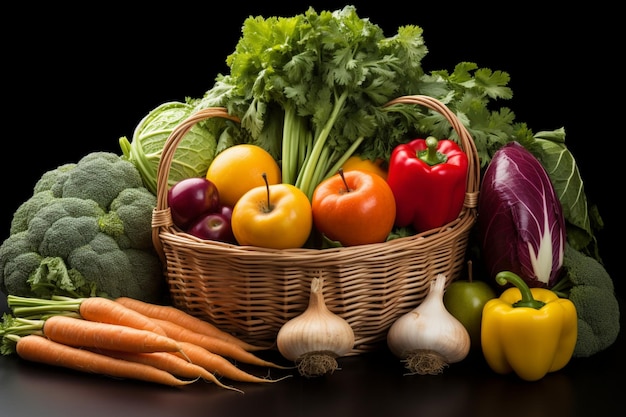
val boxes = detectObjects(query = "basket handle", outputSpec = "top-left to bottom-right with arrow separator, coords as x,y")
382,95 -> 480,210
151,107 -> 240,261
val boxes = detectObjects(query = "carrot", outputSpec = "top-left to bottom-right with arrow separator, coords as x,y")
172,341 -> 292,384
115,296 -> 271,351
7,295 -> 167,336
42,315 -> 183,354
152,318 -> 291,369
78,297 -> 167,336
90,348 -> 243,393
15,334 -> 194,387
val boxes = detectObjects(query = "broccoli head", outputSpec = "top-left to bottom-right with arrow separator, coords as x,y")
0,152 -> 165,303
48,152 -> 145,208
551,243 -> 620,357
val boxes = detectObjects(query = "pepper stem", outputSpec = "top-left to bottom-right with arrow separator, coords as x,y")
495,271 -> 545,309
418,136 -> 448,166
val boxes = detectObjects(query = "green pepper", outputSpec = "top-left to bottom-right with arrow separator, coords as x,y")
386,136 -> 468,232
481,271 -> 578,382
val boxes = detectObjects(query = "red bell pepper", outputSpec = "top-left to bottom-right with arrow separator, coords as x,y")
386,136 -> 468,232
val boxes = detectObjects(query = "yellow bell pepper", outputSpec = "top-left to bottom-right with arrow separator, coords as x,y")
481,271 -> 577,382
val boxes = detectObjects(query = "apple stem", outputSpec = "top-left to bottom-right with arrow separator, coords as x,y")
262,172 -> 272,212
467,260 -> 473,283
338,168 -> 352,192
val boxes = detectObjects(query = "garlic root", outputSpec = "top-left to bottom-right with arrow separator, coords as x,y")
296,352 -> 340,378
402,349 -> 449,375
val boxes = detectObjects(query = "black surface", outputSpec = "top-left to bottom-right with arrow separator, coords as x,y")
2,2 -> 623,416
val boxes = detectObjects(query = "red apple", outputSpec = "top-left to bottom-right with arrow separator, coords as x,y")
217,204 -> 233,222
168,177 -> 220,229
187,212 -> 236,243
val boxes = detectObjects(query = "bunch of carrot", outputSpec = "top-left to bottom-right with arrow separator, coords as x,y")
0,295 -> 292,390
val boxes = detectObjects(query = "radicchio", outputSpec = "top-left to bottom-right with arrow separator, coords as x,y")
478,141 -> 565,288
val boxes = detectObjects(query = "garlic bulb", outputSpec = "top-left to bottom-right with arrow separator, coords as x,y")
276,277 -> 355,377
387,273 -> 470,375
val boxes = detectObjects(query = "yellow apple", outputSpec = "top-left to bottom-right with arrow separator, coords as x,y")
232,177 -> 312,249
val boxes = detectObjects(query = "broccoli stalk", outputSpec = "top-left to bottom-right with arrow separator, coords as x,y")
551,243 -> 620,357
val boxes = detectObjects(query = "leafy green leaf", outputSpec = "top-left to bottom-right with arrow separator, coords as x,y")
531,128 -> 596,253
27,256 -> 95,298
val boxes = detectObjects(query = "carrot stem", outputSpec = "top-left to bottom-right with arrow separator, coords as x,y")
6,295 -> 167,336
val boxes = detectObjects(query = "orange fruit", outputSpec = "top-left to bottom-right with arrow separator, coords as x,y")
206,144 -> 282,208
341,155 -> 388,180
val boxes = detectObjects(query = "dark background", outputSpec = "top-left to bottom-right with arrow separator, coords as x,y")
3,2 -> 621,295
1,4 -> 623,417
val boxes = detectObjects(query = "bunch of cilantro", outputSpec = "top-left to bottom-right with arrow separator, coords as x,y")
199,5 -> 436,199
197,5 -> 599,258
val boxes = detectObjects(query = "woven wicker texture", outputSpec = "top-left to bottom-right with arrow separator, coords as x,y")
152,95 -> 480,354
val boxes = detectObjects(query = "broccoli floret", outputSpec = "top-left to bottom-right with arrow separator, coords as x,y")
9,190 -> 56,235
66,234 -> 162,301
551,243 -> 620,357
55,152 -> 144,209
0,232 -> 42,295
106,187 -> 156,250
29,199 -> 104,256
0,152 -> 165,303
33,163 -> 75,195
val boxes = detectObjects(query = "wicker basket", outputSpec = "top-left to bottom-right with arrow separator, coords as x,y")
151,95 -> 480,354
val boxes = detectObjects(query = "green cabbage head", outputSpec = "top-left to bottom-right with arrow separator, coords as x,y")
119,100 -> 217,195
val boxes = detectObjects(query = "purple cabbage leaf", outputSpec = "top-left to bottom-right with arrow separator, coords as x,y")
478,141 -> 566,288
